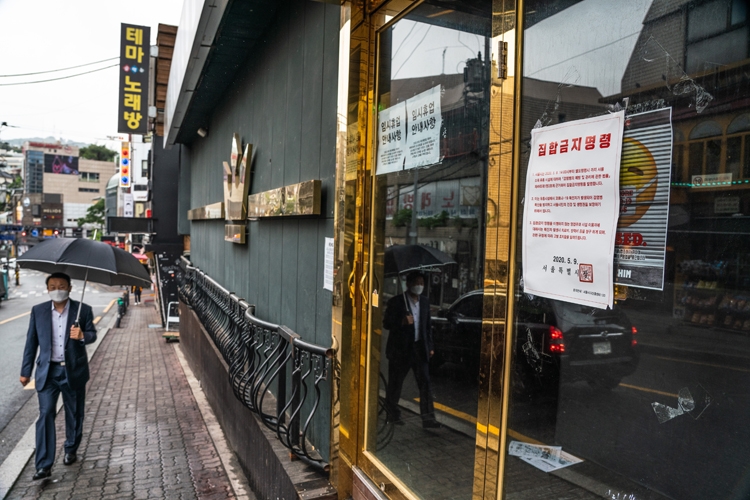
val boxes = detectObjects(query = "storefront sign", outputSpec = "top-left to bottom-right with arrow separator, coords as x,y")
714,196 -> 740,214
224,133 -> 252,221
376,85 -> 442,175
692,173 -> 732,188
247,180 -> 321,217
614,108 -> 673,291
118,24 -> 150,135
393,177 -> 480,219
523,111 -> 625,309
223,133 -> 253,243
187,202 -> 224,220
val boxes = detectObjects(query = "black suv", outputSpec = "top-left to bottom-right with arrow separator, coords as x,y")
432,290 -> 639,390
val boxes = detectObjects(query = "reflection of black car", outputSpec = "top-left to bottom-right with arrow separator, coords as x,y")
431,291 -> 639,389
431,289 -> 486,374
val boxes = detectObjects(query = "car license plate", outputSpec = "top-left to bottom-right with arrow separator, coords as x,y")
593,341 -> 611,355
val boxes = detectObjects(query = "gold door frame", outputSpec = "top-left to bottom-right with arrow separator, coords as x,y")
331,1 -> 526,498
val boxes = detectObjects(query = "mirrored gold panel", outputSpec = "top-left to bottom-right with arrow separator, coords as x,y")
505,1 -> 750,499
246,179 -> 321,217
224,223 -> 246,244
187,202 -> 224,220
362,2 -> 495,498
224,133 -> 253,221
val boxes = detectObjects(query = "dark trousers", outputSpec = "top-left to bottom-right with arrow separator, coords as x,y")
385,340 -> 436,422
134,291 -> 141,303
36,363 -> 85,469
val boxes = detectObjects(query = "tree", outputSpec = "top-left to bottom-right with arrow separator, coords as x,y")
0,141 -> 21,153
77,199 -> 105,234
0,176 -> 22,212
79,144 -> 117,162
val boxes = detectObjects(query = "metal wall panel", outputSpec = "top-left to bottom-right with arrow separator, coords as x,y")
186,0 -> 337,460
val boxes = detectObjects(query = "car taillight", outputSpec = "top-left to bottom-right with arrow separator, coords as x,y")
631,325 -> 638,346
549,326 -> 565,353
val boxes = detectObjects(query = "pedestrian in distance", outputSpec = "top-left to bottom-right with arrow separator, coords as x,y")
19,272 -> 97,480
383,271 -> 440,429
132,285 -> 142,304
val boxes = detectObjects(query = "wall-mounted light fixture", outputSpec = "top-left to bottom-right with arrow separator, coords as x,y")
197,127 -> 208,138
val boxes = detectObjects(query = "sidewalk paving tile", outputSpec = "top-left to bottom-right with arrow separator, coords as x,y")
6,305 -> 237,499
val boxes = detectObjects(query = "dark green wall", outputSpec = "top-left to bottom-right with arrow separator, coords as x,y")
185,0 -> 339,459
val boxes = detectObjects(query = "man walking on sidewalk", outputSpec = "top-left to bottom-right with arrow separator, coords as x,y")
19,272 -> 97,480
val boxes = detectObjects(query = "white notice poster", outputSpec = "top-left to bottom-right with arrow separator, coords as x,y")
376,102 -> 407,175
324,237 -> 334,291
123,193 -> 134,218
404,85 -> 442,169
376,85 -> 442,175
523,111 -> 625,309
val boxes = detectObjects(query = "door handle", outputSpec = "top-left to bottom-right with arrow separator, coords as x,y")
360,271 -> 368,306
348,269 -> 356,299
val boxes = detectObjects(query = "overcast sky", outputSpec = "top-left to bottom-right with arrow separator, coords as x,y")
390,0 -> 652,97
0,0 -> 183,148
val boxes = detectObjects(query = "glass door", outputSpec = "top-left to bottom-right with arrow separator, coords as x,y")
357,2 -> 513,497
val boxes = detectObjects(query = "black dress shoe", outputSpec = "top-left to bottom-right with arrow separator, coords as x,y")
385,413 -> 405,426
32,468 -> 51,480
422,420 -> 441,429
63,453 -> 77,465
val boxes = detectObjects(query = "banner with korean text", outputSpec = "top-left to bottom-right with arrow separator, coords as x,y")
376,85 -> 442,175
523,111 -> 625,309
118,24 -> 150,135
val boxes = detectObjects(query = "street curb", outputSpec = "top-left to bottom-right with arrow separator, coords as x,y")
172,342 -> 255,500
0,312 -> 117,499
639,342 -> 750,364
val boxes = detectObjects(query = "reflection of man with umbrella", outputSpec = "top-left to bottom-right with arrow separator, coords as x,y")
383,271 -> 440,428
16,238 -> 150,480
20,272 -> 96,479
382,245 -> 454,429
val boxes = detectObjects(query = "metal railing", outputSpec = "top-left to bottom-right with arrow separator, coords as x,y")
178,257 -> 334,471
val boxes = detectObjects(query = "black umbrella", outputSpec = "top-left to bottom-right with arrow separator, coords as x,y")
17,237 -> 151,323
383,244 -> 456,277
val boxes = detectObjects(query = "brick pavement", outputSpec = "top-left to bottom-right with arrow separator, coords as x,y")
7,304 -> 237,500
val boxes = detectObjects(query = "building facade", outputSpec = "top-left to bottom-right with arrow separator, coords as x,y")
22,141 -> 113,230
172,1 -> 750,499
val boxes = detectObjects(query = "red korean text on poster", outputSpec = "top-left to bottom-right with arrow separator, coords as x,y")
523,111 -> 625,309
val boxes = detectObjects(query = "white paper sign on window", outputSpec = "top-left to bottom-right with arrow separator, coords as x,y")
376,102 -> 407,175
522,111 -> 625,310
404,85 -> 442,169
376,85 -> 442,175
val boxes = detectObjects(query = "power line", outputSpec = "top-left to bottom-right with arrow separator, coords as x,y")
0,64 -> 119,87
0,57 -> 118,78
393,25 -> 433,79
527,31 -> 640,77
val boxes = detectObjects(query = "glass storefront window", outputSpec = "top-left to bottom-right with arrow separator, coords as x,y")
363,2 -> 494,498
508,1 -> 750,499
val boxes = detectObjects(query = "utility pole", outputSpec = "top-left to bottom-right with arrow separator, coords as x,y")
409,169 -> 419,245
